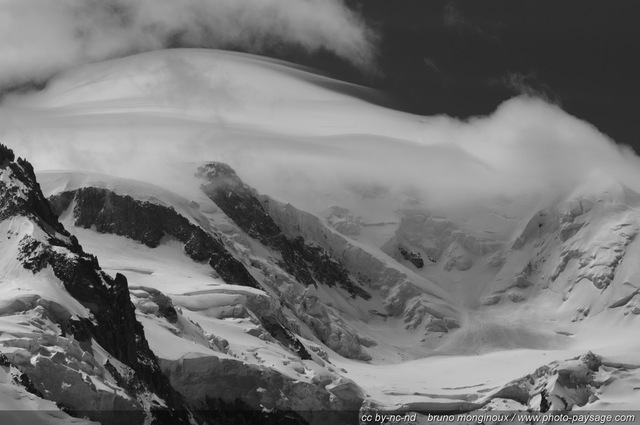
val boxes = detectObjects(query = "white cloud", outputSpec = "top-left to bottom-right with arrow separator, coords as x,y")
1,49 -> 638,220
0,0 -> 376,88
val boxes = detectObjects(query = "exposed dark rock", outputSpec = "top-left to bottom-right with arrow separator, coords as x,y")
195,163 -> 282,242
261,315 -> 311,360
579,351 -> 602,372
20,237 -> 190,424
2,152 -> 191,425
49,187 -> 259,289
47,190 -> 74,219
132,286 -> 179,324
287,235 -> 370,299
0,143 -> 15,163
555,353 -> 601,391
199,397 -> 309,425
197,162 -> 370,299
540,389 -> 550,413
47,185 -> 329,378
398,246 -> 424,268
0,157 -> 68,236
17,236 -> 49,272
161,355 -> 361,425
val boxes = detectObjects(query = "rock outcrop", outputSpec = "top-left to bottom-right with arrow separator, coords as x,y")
0,144 -> 191,425
161,354 -> 363,425
197,163 -> 369,299
260,195 -> 460,338
49,187 -> 259,289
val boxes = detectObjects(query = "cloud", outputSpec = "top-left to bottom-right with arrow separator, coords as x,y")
442,1 -> 499,41
2,49 -> 639,221
0,0 -> 376,89
491,71 -> 561,105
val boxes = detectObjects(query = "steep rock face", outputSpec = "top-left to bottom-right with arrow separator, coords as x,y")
246,256 -> 374,360
259,198 -> 460,334
48,186 -> 322,362
0,145 -> 190,425
196,163 -> 458,334
196,163 -> 369,299
3,328 -> 145,425
49,187 -> 259,289
195,163 -> 384,359
0,146 -> 67,236
195,163 -> 388,359
398,246 -> 424,269
160,354 -> 363,425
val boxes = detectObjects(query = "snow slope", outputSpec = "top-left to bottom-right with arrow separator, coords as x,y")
38,163 -> 640,416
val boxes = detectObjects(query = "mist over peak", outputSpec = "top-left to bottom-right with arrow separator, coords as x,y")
2,49 -> 638,221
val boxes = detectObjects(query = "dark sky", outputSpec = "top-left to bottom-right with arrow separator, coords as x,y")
279,0 -> 640,149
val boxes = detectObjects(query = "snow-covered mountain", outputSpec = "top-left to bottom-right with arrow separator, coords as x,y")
0,145 -> 192,425
30,160 -> 640,419
1,49 -> 640,423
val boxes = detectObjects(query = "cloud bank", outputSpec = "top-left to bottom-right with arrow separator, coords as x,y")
0,0 -> 376,88
2,48 -> 638,222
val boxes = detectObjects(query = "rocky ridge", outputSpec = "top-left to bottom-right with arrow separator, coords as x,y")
49,187 -> 259,289
0,144 -> 191,425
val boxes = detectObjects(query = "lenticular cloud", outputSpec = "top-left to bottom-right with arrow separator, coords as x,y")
0,0 -> 376,88
2,49 -> 638,215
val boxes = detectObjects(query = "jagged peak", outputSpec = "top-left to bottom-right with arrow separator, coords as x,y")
197,161 -> 237,177
0,143 -> 15,163
0,144 -> 68,238
196,161 -> 250,192
1,146 -> 192,423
